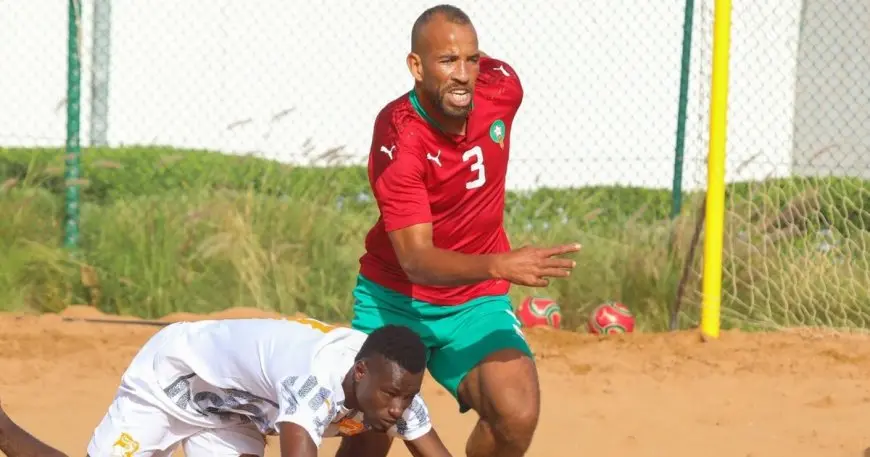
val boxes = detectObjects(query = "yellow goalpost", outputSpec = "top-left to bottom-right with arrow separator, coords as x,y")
701,0 -> 732,341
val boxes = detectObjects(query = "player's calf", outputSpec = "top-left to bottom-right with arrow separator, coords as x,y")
459,349 -> 540,457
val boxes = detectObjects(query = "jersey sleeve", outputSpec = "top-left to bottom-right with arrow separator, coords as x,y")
386,394 -> 432,441
274,374 -> 338,447
368,116 -> 432,232
478,56 -> 524,112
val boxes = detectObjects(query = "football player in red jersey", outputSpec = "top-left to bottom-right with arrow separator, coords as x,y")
339,4 -> 581,457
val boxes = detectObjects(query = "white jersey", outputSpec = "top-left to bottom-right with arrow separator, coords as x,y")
122,317 -> 432,447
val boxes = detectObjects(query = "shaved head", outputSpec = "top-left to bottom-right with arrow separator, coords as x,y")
411,4 -> 473,54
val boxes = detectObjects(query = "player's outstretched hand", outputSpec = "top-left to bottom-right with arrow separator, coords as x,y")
494,243 -> 581,287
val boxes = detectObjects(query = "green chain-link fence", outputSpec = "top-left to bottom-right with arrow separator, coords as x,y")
707,1 -> 870,331
1,1 -> 867,330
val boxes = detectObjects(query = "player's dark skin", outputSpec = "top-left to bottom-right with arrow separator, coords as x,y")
284,354 -> 452,457
0,399 -> 67,457
343,9 -> 581,457
0,399 -> 261,457
0,403 -> 259,457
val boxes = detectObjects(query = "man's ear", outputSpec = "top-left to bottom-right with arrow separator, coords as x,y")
406,52 -> 424,83
352,359 -> 368,382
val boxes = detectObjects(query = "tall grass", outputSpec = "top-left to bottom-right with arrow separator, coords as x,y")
2,146 -> 869,332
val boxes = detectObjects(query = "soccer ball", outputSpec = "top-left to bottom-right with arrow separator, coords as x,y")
515,297 -> 562,329
587,301 -> 635,334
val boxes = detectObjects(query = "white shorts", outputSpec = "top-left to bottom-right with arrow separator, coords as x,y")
86,324 -> 266,457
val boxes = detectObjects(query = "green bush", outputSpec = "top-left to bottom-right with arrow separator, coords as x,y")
1,146 -> 869,332
0,146 -> 371,204
6,146 -> 867,233
1,146 -> 679,225
0,185 -> 690,331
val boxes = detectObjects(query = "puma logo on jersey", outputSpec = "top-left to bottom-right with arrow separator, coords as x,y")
426,150 -> 442,167
494,65 -> 510,77
380,145 -> 395,160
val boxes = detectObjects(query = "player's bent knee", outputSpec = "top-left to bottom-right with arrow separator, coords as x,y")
468,408 -> 538,457
462,348 -> 540,445
487,355 -> 538,426
476,405 -> 538,456
491,396 -> 539,443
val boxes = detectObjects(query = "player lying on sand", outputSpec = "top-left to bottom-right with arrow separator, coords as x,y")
0,318 -> 453,457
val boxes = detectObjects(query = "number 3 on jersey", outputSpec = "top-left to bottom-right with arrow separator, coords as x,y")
462,146 -> 486,189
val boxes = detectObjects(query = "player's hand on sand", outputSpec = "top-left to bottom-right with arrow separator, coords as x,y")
493,243 -> 581,287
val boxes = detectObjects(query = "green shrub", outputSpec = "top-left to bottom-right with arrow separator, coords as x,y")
0,146 -> 370,204
2,146 -> 869,332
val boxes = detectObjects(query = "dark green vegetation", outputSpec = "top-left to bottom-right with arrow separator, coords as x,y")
2,147 -> 868,332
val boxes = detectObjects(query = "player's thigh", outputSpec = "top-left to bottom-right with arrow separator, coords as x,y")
86,390 -> 194,457
426,295 -> 537,413
350,274 -> 439,348
182,423 -> 266,457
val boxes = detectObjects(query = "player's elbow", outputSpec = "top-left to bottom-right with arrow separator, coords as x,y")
388,226 -> 439,285
398,256 -> 430,285
396,249 -> 443,286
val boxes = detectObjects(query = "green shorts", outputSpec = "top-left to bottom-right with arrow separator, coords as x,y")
350,274 -> 535,413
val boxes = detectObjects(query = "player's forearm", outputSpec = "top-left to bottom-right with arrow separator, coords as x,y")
400,246 -> 500,287
0,413 -> 67,457
404,429 -> 453,457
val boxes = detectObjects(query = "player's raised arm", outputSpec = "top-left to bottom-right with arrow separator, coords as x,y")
0,401 -> 67,457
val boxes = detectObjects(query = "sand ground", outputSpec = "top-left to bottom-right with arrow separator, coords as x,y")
1,306 -> 869,457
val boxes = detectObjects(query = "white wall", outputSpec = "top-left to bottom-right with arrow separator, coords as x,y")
0,0 -> 805,191
791,0 -> 870,180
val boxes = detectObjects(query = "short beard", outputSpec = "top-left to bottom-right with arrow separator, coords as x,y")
430,87 -> 472,119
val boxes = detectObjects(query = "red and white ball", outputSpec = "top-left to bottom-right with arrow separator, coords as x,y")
516,297 -> 562,329
587,301 -> 635,334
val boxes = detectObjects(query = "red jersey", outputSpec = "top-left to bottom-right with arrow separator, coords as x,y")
358,56 -> 524,305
